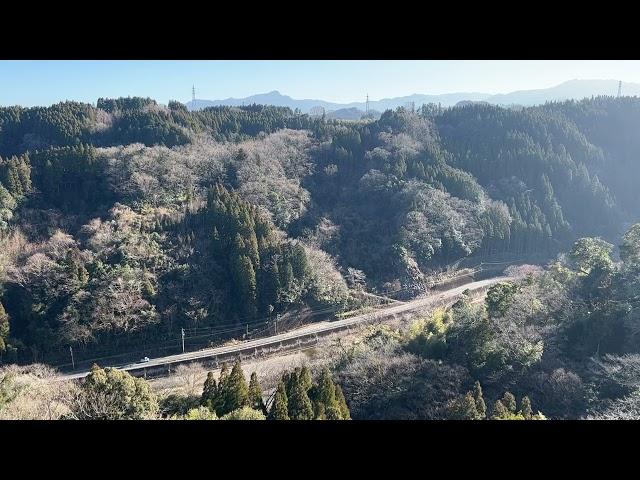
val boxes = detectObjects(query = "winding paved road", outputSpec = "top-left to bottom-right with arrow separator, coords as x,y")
58,275 -> 509,381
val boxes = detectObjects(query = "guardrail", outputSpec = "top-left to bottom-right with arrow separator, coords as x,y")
60,276 -> 505,381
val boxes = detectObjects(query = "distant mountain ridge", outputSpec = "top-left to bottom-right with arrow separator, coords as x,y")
486,79 -> 640,105
186,90 -> 490,114
185,80 -> 640,117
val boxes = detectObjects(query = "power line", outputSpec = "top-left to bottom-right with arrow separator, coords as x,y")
51,264 -> 510,371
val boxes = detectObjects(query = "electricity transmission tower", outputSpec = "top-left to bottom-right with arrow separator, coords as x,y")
192,85 -> 196,109
618,81 -> 622,98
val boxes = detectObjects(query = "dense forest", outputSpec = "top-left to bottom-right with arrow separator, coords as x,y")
329,223 -> 640,419
0,95 -> 639,375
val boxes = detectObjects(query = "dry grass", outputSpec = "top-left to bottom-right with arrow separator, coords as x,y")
0,364 -> 78,420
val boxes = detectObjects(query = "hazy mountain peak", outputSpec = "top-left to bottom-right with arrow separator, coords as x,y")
185,79 -> 640,117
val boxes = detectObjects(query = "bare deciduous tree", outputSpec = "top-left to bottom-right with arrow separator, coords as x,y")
0,364 -> 77,420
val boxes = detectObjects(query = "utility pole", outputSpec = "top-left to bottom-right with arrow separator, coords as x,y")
275,314 -> 281,335
268,304 -> 274,333
246,323 -> 249,337
181,328 -> 185,353
69,346 -> 75,370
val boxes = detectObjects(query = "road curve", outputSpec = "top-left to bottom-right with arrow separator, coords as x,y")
58,276 -> 510,381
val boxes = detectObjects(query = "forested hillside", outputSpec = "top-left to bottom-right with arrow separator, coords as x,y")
0,95 -> 638,368
328,224 -> 640,420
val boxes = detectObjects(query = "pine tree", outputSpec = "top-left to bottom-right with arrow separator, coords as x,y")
77,264 -> 90,285
287,376 -> 314,420
299,365 -> 313,392
314,402 -> 327,420
520,396 -> 533,420
218,362 -> 229,389
248,372 -> 265,414
326,404 -> 342,420
492,400 -> 508,419
0,302 -> 9,354
281,371 -> 292,397
473,381 -> 486,419
335,384 -> 351,420
314,367 -> 339,419
231,254 -> 257,317
450,392 -> 480,420
211,362 -> 230,415
502,392 -> 517,413
268,380 -> 289,420
286,368 -> 299,398
289,243 -> 309,279
218,360 -> 249,415
279,259 -> 294,290
201,372 -> 217,408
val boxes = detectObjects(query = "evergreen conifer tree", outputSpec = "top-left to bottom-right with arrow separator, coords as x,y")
219,362 -> 229,380
335,384 -> 351,420
287,376 -> 314,420
314,367 -> 339,418
248,372 -> 265,414
0,302 -> 9,354
502,392 -> 517,413
492,400 -> 508,419
450,392 -> 481,420
219,360 -> 249,415
201,371 -> 217,408
211,362 -> 231,415
520,396 -> 533,420
326,404 -> 342,420
315,402 -> 327,420
473,381 -> 486,419
299,365 -> 313,392
268,380 -> 290,420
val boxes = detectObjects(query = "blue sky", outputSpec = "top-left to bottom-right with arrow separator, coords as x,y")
2,60 -> 640,107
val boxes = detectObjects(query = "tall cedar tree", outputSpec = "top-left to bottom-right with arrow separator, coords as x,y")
0,302 -> 9,354
299,366 -> 313,392
314,367 -> 340,419
248,372 -> 266,414
201,372 -> 217,407
207,184 -> 309,321
287,375 -> 314,420
218,360 -> 249,416
502,392 -> 517,413
210,363 -> 230,415
268,380 -> 290,420
473,381 -> 487,418
492,400 -> 508,419
334,384 -> 351,420
450,392 -> 482,420
520,396 -> 533,420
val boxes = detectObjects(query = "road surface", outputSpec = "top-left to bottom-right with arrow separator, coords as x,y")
58,275 -> 509,381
